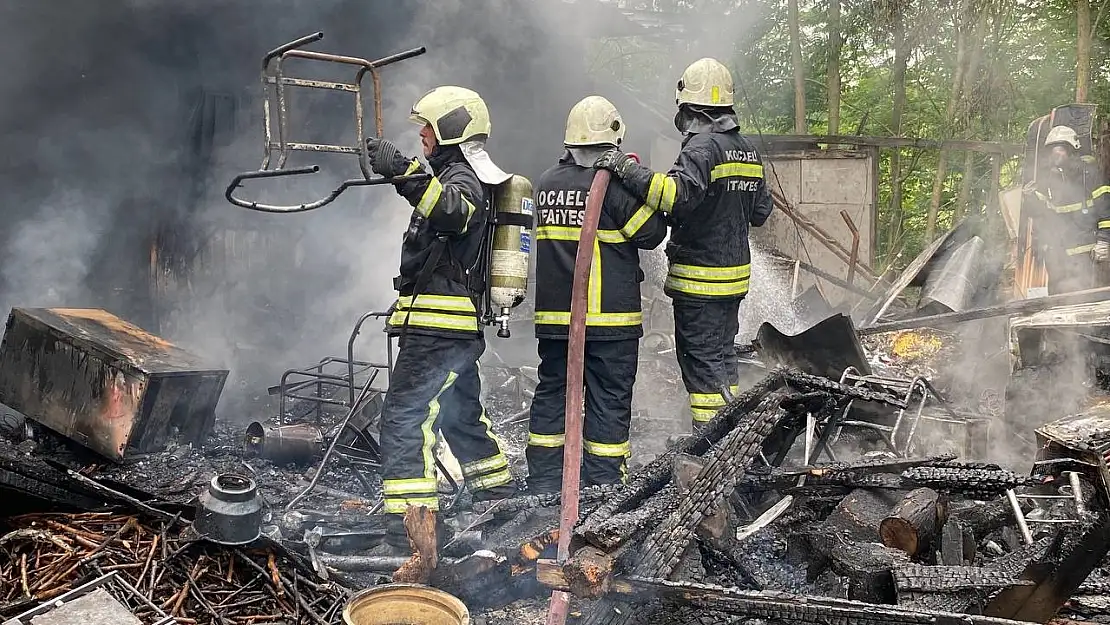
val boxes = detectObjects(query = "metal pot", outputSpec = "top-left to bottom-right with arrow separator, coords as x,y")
194,473 -> 264,545
342,584 -> 468,625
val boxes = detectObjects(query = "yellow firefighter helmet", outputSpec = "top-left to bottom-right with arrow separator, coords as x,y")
564,96 -> 625,147
1044,125 -> 1081,150
676,58 -> 735,107
409,86 -> 491,146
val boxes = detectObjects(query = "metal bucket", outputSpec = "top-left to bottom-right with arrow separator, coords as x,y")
342,584 -> 469,625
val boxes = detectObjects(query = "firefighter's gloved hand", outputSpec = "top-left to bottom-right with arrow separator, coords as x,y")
594,149 -> 640,180
1021,181 -> 1039,198
1095,240 -> 1110,263
365,137 -> 412,178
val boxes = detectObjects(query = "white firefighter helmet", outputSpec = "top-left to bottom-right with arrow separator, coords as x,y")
1045,125 -> 1081,150
409,86 -> 491,146
676,58 -> 735,108
564,96 -> 625,147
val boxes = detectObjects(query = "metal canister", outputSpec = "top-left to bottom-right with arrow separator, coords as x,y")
194,473 -> 264,545
244,421 -> 323,466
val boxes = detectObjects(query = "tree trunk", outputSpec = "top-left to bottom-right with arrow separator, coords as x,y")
827,0 -> 842,136
789,0 -> 807,133
953,11 -> 989,222
887,6 -> 910,251
925,0 -> 972,243
1077,0 -> 1091,102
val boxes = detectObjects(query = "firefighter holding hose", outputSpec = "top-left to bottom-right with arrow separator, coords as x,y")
594,58 -> 774,430
526,96 -> 667,492
365,86 -> 518,545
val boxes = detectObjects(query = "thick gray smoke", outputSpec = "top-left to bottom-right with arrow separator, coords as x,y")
0,0 -> 700,419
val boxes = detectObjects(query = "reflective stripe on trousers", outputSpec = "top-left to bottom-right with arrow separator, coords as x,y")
665,263 -> 751,298
387,294 -> 479,333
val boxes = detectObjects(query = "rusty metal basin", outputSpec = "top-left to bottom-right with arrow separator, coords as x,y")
342,584 -> 468,625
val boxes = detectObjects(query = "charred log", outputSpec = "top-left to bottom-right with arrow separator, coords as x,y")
879,487 -> 947,558
581,485 -> 678,551
950,497 -> 1032,542
824,488 -> 904,542
900,465 -> 1037,498
805,526 -> 907,603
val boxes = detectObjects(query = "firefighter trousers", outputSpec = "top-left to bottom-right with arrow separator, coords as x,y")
379,333 -> 515,514
1045,247 -> 1097,295
525,338 -> 638,493
672,297 -> 741,429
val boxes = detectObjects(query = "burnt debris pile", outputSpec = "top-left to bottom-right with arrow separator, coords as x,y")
2,306 -> 1110,624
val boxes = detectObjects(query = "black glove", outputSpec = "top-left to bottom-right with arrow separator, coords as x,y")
365,137 -> 412,178
594,148 -> 641,180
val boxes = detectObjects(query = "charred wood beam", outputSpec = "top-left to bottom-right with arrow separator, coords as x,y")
900,465 -> 1038,499
582,392 -> 797,625
488,484 -> 619,515
983,515 -> 1110,623
894,564 -> 1032,592
879,488 -> 947,558
580,485 -> 678,551
782,370 -> 908,408
576,373 -> 787,539
537,566 -> 1034,625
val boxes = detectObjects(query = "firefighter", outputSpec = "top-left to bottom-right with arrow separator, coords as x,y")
365,86 -> 517,541
594,58 -> 773,430
526,95 -> 667,493
1026,125 -> 1110,293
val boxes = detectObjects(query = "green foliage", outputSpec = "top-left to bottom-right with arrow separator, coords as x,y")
581,0 -> 1110,268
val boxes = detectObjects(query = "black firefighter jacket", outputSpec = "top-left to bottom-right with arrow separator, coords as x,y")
621,129 -> 774,301
1032,157 -> 1110,257
533,152 -> 667,341
387,146 -> 487,339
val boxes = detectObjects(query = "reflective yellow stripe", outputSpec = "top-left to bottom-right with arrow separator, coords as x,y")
646,173 -> 677,213
589,238 -> 602,314
468,468 -> 513,492
383,496 -> 440,514
528,432 -> 566,447
423,372 -> 458,479
1067,243 -> 1096,255
620,205 -> 656,238
665,275 -> 749,297
389,310 -> 479,332
710,162 -> 764,180
690,392 -> 727,408
1094,186 -> 1110,198
415,176 -> 444,217
460,197 -> 478,234
1052,200 -> 1089,214
691,407 -> 718,422
533,311 -> 643,326
396,294 -> 476,313
403,159 -> 422,176
1100,221 -> 1110,229
383,477 -> 438,495
476,409 -> 509,465
583,439 -> 631,458
670,264 -> 751,280
461,453 -> 509,477
535,225 -> 627,244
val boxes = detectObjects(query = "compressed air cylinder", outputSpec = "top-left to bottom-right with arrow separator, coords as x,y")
489,174 -> 534,310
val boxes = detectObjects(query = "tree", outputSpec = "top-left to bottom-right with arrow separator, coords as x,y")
789,0 -> 807,133
827,0 -> 843,135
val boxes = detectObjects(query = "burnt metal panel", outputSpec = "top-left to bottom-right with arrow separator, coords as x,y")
0,308 -> 228,461
754,313 -> 871,380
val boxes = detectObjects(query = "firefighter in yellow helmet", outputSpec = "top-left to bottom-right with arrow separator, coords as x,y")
594,58 -> 773,430
525,96 -> 667,492
1024,125 -> 1110,293
365,86 -> 518,546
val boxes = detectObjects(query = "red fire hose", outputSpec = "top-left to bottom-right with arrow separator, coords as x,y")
545,155 -> 638,625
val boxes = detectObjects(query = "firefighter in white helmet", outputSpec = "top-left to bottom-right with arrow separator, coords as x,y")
525,95 -> 666,492
594,58 -> 773,430
1024,125 -> 1110,293
365,86 -> 518,547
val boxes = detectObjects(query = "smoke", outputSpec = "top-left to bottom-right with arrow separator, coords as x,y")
0,0 -> 702,421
